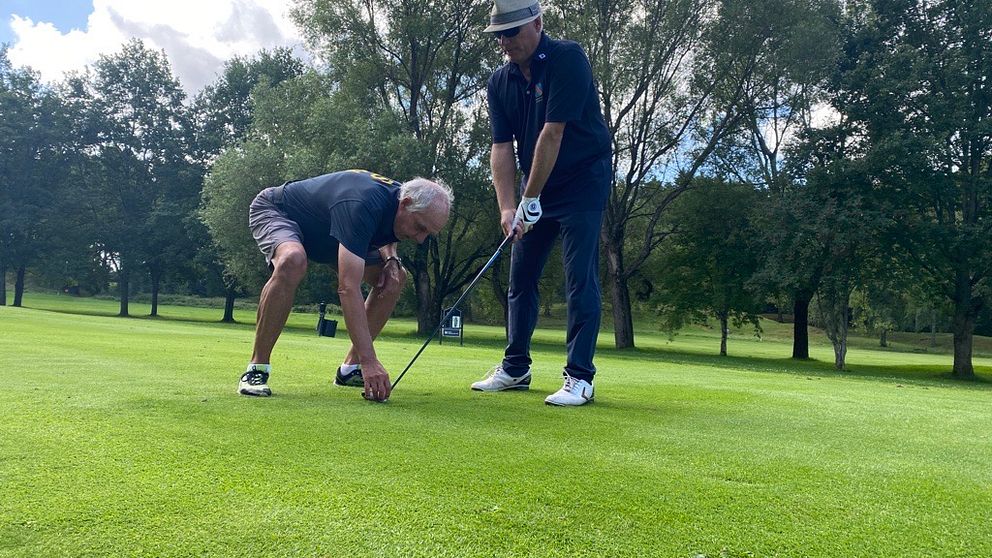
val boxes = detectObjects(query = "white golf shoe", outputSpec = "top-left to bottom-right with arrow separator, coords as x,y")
544,372 -> 594,406
238,365 -> 272,397
470,365 -> 531,391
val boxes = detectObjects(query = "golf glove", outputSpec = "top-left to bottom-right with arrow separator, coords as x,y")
515,196 -> 542,234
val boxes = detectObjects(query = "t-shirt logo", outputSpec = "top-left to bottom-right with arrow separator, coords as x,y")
534,82 -> 543,104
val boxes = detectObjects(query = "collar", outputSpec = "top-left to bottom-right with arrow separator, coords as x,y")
508,32 -> 551,79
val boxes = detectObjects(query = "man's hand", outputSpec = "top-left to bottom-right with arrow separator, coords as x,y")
514,196 -> 542,235
375,256 -> 407,298
362,358 -> 392,401
501,208 -> 524,240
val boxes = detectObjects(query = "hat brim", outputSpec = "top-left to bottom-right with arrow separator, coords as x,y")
484,13 -> 540,33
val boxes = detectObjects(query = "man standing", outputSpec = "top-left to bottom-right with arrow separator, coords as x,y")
239,170 -> 452,402
471,0 -> 612,405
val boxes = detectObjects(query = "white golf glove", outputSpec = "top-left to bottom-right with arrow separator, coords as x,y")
514,196 -> 542,234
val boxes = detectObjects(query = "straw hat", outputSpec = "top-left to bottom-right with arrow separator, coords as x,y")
484,0 -> 542,33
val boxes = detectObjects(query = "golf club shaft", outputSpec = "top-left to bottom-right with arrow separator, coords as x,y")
390,232 -> 515,390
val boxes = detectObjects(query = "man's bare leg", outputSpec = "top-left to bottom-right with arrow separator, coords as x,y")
343,265 -> 403,365
251,242 -> 309,364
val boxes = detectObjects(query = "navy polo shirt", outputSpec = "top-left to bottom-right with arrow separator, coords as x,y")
487,33 -> 612,215
278,170 -> 400,264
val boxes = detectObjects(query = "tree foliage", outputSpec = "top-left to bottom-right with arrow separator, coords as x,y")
653,178 -> 764,355
292,0 -> 506,333
832,0 -> 992,377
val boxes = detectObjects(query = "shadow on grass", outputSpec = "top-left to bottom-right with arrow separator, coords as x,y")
11,301 -> 991,391
599,346 -> 992,390
8,303 -> 257,328
370,325 -> 992,390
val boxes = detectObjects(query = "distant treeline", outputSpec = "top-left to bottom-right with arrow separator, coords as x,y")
1,0 -> 989,376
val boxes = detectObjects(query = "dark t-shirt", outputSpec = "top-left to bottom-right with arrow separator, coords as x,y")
487,33 -> 612,216
278,170 -> 400,264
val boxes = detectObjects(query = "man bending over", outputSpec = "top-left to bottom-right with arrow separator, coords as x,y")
239,169 -> 452,402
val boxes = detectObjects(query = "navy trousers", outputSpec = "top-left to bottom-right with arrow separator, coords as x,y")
501,209 -> 604,382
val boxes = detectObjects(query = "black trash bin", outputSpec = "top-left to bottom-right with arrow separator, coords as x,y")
316,302 -> 337,337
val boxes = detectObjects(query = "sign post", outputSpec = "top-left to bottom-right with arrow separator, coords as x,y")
439,308 -> 464,346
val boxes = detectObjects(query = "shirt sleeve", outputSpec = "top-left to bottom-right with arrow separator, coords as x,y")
488,75 -> 514,144
327,201 -> 376,259
545,46 -> 593,123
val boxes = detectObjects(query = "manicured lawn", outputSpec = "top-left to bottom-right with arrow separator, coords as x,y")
1,293 -> 990,557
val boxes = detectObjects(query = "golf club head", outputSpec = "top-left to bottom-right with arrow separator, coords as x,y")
361,392 -> 389,404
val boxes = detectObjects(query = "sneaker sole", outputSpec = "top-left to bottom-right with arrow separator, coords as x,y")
334,380 -> 363,388
238,388 -> 272,397
545,397 -> 593,406
471,384 -> 531,392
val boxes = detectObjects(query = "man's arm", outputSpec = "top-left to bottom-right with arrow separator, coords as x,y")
491,141 -> 521,238
522,122 -> 565,198
375,242 -> 404,295
378,243 -> 399,261
338,244 -> 391,400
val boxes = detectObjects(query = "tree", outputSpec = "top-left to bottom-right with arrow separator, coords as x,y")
704,0 -> 840,360
653,178 -> 763,355
83,40 -> 193,317
551,0 -> 826,348
194,48 -> 306,321
293,0 -> 505,333
836,0 -> 992,378
851,282 -> 904,348
808,169 -> 879,370
200,141 -> 286,294
0,48 -> 75,307
194,48 -> 305,159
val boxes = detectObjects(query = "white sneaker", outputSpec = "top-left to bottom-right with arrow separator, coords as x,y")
470,365 -> 531,391
238,366 -> 272,397
544,373 -> 594,406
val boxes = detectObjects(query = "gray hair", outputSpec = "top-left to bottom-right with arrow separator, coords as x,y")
401,177 -> 454,212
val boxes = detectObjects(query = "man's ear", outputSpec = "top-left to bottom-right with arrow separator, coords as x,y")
399,197 -> 413,209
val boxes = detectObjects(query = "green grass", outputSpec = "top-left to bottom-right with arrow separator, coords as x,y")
2,293 -> 991,557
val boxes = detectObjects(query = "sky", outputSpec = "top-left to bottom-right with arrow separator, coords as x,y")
0,0 -> 307,95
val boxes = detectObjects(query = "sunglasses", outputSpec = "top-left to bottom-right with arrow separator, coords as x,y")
493,25 -> 523,39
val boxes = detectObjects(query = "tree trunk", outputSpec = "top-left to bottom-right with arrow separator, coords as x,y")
150,271 -> 160,317
950,281 -> 976,379
119,266 -> 130,317
817,281 -> 849,370
222,287 -> 236,323
611,272 -> 634,349
719,313 -> 729,356
834,336 -> 847,370
415,266 -> 432,335
929,308 -> 937,347
1,262 -> 7,306
879,328 -> 888,348
604,239 -> 634,349
952,322 -> 975,379
792,291 -> 811,359
13,266 -> 26,307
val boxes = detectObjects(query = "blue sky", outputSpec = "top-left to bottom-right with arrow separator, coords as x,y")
0,0 -> 93,45
0,0 -> 303,94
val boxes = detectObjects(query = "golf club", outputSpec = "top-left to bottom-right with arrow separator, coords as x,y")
364,230 -> 516,402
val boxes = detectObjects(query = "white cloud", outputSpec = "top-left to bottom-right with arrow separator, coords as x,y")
6,0 -> 306,95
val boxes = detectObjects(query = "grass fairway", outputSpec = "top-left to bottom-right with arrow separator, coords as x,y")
2,294 -> 991,557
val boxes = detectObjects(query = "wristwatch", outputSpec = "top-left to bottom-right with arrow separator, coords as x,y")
384,256 -> 402,267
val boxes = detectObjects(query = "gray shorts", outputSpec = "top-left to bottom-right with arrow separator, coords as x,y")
248,185 -> 384,269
